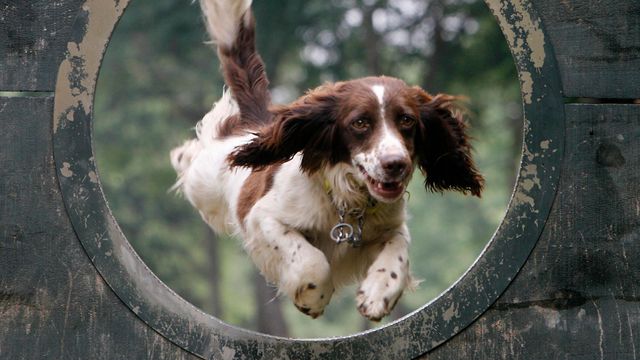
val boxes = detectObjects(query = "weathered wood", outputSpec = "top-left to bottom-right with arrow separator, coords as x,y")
2,0 -> 640,358
420,104 -> 640,359
0,96 -> 197,359
533,0 -> 640,99
505,104 -> 640,300
0,0 -> 84,91
49,0 -> 564,357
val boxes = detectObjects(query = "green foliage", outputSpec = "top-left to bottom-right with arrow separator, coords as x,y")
94,0 -> 521,339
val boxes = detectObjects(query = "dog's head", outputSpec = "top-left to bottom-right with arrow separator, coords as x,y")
228,76 -> 484,202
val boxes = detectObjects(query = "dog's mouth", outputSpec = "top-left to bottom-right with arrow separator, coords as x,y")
357,165 -> 406,201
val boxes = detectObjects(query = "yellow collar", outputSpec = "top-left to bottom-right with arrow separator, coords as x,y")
322,179 -> 382,215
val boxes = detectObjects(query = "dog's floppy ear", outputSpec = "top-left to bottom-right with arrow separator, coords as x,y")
413,87 -> 484,197
228,85 -> 347,173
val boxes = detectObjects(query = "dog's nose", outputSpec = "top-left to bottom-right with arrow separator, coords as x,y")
381,155 -> 409,178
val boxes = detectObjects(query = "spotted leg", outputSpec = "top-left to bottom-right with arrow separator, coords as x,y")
356,227 -> 412,321
245,215 -> 334,318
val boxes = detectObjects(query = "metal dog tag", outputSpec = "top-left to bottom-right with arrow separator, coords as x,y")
330,222 -> 354,244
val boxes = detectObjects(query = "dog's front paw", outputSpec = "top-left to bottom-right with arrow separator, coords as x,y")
356,267 -> 406,321
293,280 -> 333,319
285,257 -> 334,319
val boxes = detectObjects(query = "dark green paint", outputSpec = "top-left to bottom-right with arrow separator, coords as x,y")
1,0 -> 639,359
533,0 -> 640,99
421,104 -> 640,359
0,0 -> 85,91
0,96 -> 197,359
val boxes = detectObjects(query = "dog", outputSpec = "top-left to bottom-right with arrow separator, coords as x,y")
170,0 -> 484,321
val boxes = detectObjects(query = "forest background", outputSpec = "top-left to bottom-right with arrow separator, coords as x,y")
94,0 -> 522,338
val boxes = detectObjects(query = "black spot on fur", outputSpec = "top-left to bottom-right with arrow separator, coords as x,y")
391,272 -> 398,279
296,305 -> 311,315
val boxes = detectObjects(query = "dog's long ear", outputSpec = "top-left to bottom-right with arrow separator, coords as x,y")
228,85 -> 346,173
413,87 -> 484,197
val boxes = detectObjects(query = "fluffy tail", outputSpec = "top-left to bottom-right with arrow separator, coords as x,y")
170,89 -> 239,192
200,0 -> 272,129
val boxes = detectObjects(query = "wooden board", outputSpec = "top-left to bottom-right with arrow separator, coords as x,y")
0,0 -> 84,91
420,104 -> 640,359
533,0 -> 640,99
2,0 -> 640,358
0,96 -> 197,359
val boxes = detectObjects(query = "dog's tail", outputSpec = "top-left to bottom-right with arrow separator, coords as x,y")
200,0 -> 272,129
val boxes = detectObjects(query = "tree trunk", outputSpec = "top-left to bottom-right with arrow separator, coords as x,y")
423,0 -> 445,92
204,226 -> 223,318
253,271 -> 289,337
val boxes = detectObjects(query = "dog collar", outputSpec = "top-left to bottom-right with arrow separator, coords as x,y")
322,179 -> 381,215
323,179 -> 380,247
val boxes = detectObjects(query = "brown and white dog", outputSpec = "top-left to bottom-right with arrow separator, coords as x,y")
171,0 -> 484,321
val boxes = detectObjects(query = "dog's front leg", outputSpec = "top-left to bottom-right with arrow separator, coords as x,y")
245,216 -> 334,318
356,226 -> 412,321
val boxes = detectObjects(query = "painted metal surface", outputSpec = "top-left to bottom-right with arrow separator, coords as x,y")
51,0 -> 564,358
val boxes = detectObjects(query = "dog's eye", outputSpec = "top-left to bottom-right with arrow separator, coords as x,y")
398,114 -> 416,129
351,118 -> 370,131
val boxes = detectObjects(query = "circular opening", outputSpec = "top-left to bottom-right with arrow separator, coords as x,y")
93,0 -> 521,338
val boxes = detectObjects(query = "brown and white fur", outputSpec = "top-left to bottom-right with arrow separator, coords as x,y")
171,0 -> 484,321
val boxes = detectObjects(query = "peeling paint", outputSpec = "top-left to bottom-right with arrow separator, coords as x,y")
514,189 -> 536,207
88,170 -> 98,184
486,0 -> 546,68
521,179 -> 535,191
512,140 -> 543,208
53,0 -> 129,133
521,164 -> 541,188
443,304 -> 458,321
520,71 -> 534,104
221,346 -> 236,360
486,0 -> 546,105
60,162 -> 73,178
511,0 -> 546,68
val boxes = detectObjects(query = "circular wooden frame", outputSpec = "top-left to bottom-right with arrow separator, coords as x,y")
52,0 -> 564,358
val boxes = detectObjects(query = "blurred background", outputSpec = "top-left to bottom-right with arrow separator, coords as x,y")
94,0 -> 522,338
